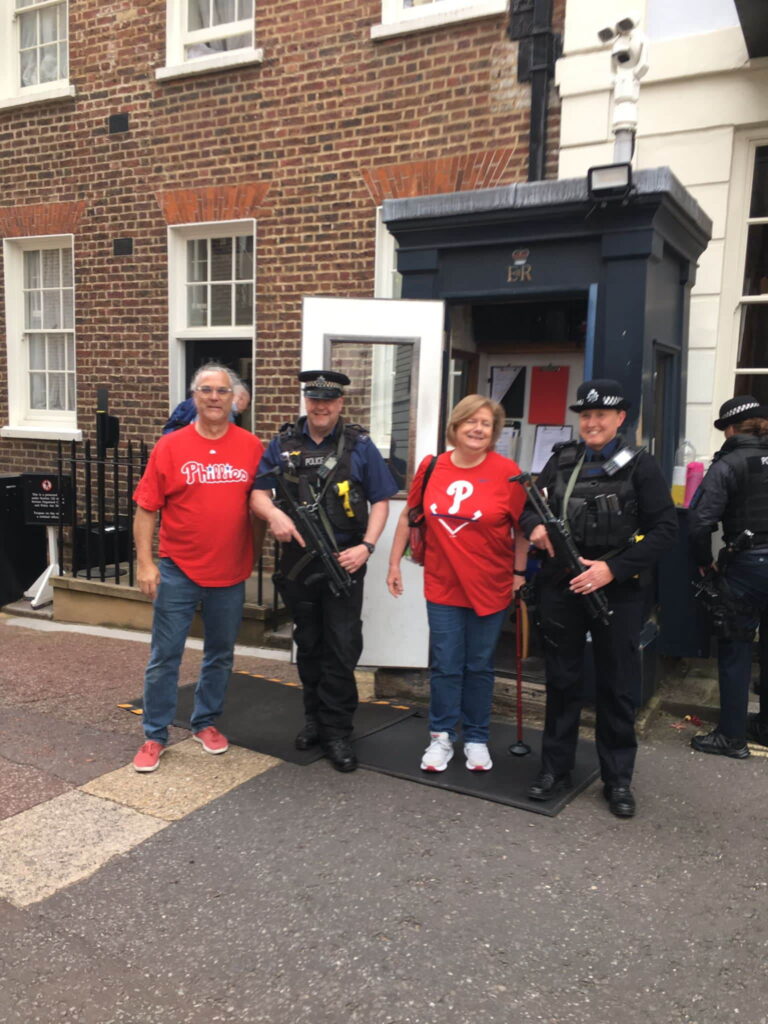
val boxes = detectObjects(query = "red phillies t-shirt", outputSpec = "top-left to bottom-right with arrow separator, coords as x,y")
408,450 -> 526,616
133,424 -> 263,587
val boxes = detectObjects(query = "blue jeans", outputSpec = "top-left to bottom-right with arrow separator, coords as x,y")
426,601 -> 507,743
142,558 -> 244,744
718,550 -> 768,736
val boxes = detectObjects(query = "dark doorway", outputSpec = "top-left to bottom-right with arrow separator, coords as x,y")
184,339 -> 252,428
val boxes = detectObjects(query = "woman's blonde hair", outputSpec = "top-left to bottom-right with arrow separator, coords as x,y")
446,394 -> 505,447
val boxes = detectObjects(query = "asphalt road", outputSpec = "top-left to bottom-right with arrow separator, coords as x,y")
0,615 -> 766,1024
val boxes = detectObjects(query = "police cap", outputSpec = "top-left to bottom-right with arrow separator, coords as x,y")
298,370 -> 350,400
714,395 -> 768,430
569,379 -> 630,413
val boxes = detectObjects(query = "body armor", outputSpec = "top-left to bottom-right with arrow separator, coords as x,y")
716,435 -> 768,545
548,440 -> 641,557
277,417 -> 369,537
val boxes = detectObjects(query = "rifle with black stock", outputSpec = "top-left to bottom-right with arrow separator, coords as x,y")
511,471 -> 613,627
271,468 -> 353,598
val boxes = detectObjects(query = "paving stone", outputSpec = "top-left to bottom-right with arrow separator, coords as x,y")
0,755 -> 72,822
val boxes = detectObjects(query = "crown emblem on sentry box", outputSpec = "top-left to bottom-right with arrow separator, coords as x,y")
511,249 -> 529,265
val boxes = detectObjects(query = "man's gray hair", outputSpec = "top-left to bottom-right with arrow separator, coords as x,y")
190,363 -> 238,392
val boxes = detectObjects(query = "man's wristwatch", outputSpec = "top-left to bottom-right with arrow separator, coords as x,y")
361,541 -> 375,556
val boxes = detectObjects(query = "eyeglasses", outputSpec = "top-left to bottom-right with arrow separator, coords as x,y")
194,386 -> 233,396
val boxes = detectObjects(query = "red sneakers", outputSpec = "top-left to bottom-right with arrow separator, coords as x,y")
133,740 -> 166,773
193,726 -> 229,754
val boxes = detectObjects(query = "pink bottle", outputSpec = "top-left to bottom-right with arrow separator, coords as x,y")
683,461 -> 704,507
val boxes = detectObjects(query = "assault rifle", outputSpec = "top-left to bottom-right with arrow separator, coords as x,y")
272,469 -> 353,598
511,472 -> 612,627
692,529 -> 755,640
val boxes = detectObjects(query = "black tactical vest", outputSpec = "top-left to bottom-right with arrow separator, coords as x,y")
548,439 -> 641,555
716,435 -> 768,543
277,417 -> 369,537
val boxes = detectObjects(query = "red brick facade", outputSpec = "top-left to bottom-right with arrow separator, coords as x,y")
0,0 -> 564,473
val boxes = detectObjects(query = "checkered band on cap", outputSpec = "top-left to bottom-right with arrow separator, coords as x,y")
727,400 -> 759,417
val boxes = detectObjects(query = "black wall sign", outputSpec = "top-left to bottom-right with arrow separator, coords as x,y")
21,474 -> 73,526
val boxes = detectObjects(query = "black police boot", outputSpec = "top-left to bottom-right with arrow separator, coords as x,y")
602,784 -> 636,818
294,720 -> 321,751
746,713 -> 768,748
322,737 -> 358,773
690,728 -> 750,759
527,771 -> 572,801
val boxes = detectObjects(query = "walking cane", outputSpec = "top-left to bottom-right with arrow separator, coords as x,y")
508,591 -> 531,756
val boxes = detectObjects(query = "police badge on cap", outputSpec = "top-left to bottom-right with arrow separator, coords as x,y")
713,394 -> 768,430
298,370 -> 350,399
569,378 -> 630,413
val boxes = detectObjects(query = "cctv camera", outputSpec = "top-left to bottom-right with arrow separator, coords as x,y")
610,33 -> 643,68
615,12 -> 641,34
597,25 -> 615,43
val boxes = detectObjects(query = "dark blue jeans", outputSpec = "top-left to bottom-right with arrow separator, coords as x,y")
426,601 -> 507,743
142,559 -> 244,744
717,550 -> 768,736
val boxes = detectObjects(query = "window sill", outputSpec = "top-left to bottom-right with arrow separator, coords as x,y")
156,47 -> 264,82
0,83 -> 76,112
1,425 -> 83,442
370,0 -> 507,40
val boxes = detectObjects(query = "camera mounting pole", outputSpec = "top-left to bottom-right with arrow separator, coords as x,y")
597,12 -> 649,164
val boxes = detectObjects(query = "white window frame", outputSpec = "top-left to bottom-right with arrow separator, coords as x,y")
167,219 -> 256,406
371,0 -> 507,41
156,0 -> 263,82
1,233 -> 81,440
0,0 -> 75,111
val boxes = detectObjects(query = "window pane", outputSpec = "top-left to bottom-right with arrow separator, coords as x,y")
24,250 -> 40,288
42,291 -> 61,329
187,284 -> 208,326
19,11 -> 37,47
42,250 -> 60,288
48,373 -> 66,410
235,283 -> 253,325
735,374 -> 768,404
40,7 -> 58,43
210,238 -> 232,280
188,0 -> 209,30
750,146 -> 768,219
737,305 -> 768,369
25,291 -> 42,329
213,0 -> 236,25
210,284 -> 232,325
29,335 -> 45,370
39,43 -> 59,82
66,335 -> 75,367
59,41 -> 68,76
48,336 -> 66,370
30,373 -> 46,409
743,225 -> 768,295
61,248 -> 73,286
238,0 -> 254,16
20,48 -> 37,87
187,239 -> 207,282
67,374 -> 75,410
62,289 -> 74,329
235,236 -> 253,279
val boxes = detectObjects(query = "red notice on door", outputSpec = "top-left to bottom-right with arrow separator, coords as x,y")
528,366 -> 569,424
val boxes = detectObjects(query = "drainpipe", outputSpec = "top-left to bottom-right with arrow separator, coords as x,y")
508,0 -> 562,182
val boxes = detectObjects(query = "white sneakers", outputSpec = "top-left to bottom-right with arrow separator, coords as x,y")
464,742 -> 493,772
420,734 -> 494,772
420,731 -> 454,772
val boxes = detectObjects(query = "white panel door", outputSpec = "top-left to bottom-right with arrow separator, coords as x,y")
301,296 -> 445,668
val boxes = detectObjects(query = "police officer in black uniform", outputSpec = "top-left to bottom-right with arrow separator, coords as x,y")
520,379 -> 677,817
688,395 -> 768,757
250,371 -> 398,772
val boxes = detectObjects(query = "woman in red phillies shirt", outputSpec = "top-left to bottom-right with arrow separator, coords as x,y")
387,395 -> 529,773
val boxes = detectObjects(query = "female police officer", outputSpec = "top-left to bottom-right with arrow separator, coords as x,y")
519,379 -> 677,818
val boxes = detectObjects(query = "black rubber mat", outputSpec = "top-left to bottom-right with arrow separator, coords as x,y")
352,714 -> 600,816
171,671 -> 416,765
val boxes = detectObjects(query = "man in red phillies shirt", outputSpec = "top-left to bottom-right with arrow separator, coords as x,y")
131,364 -> 264,773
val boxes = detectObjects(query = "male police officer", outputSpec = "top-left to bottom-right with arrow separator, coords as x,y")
520,379 -> 677,817
250,370 -> 398,772
689,395 -> 768,757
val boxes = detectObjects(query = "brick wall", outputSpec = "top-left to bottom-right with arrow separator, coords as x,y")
0,0 -> 564,473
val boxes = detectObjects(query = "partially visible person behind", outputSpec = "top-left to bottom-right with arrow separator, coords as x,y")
520,379 -> 677,818
161,379 -> 250,434
132,363 -> 263,772
689,395 -> 768,757
387,395 -> 529,773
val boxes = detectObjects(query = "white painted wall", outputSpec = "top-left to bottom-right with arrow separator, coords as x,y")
556,0 -> 767,462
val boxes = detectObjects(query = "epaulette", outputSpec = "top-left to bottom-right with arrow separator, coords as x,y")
552,439 -> 579,454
